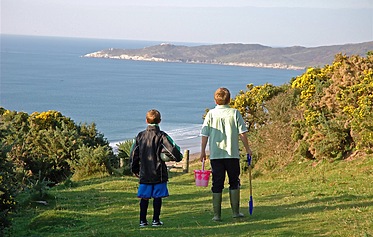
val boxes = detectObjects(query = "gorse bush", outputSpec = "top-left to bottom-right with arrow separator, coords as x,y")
236,87 -> 302,172
0,117 -> 17,235
231,83 -> 285,130
0,109 -> 116,185
0,108 -> 117,231
291,53 -> 373,159
0,145 -> 17,235
232,52 -> 373,163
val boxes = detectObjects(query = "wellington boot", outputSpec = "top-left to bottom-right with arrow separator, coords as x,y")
229,189 -> 244,218
212,193 -> 222,221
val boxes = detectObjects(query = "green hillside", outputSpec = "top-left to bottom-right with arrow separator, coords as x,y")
7,157 -> 373,237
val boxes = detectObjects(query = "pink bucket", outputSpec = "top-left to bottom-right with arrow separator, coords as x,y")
194,160 -> 211,187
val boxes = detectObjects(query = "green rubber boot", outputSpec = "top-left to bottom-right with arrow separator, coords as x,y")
212,193 -> 222,221
229,189 -> 244,218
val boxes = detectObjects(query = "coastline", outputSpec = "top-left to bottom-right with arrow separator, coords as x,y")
83,52 -> 305,70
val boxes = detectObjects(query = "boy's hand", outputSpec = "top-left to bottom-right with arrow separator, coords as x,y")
200,151 -> 206,162
134,173 -> 140,178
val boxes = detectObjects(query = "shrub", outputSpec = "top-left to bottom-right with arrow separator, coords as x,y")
231,83 -> 285,130
308,119 -> 353,160
290,53 -> 373,160
69,145 -> 110,179
77,123 -> 118,170
0,142 -> 17,234
1,108 -> 117,184
117,139 -> 134,175
26,171 -> 54,200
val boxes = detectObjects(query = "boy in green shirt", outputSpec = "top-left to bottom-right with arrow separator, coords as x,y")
200,87 -> 252,221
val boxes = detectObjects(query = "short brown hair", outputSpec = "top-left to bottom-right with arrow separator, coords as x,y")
214,87 -> 231,105
146,109 -> 161,124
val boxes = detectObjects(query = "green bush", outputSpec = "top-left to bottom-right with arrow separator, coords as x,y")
231,53 -> 372,163
0,142 -> 17,235
308,119 -> 353,160
117,139 -> 134,175
290,53 -> 373,160
231,83 -> 285,130
0,109 -> 117,184
69,145 -> 110,179
26,171 -> 54,200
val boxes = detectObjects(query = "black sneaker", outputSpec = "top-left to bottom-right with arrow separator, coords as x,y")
139,221 -> 148,227
152,220 -> 163,227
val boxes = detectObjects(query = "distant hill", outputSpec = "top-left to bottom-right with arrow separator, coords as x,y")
83,41 -> 373,70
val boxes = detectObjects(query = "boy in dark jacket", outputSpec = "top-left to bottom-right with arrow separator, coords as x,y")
130,109 -> 183,227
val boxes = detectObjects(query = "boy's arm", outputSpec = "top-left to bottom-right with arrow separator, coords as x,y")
162,134 -> 183,162
130,141 -> 140,176
200,136 -> 208,162
239,132 -> 252,156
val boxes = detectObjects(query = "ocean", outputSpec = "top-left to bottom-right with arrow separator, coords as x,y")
0,34 -> 304,153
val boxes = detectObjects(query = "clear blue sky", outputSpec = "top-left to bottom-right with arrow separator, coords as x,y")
1,0 -> 372,47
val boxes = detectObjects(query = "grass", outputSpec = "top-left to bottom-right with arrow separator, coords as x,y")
7,156 -> 373,237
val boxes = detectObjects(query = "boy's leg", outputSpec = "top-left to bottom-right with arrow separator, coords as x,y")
225,159 -> 241,190
140,198 -> 149,224
210,159 -> 226,193
210,159 -> 225,221
151,182 -> 168,226
152,197 -> 162,222
137,184 -> 152,226
226,159 -> 244,218
212,192 -> 222,221
229,189 -> 244,218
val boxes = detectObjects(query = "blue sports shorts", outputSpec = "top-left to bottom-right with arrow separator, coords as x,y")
137,182 -> 169,199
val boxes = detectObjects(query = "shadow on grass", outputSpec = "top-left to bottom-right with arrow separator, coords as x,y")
256,194 -> 373,219
123,193 -> 373,237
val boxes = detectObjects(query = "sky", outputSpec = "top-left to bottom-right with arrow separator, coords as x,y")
1,0 -> 372,47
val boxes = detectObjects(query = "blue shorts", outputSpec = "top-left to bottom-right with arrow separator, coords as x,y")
137,182 -> 169,199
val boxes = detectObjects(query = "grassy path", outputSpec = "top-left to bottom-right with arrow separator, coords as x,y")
9,157 -> 373,237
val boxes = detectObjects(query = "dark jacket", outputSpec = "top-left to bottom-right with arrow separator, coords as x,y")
130,125 -> 183,184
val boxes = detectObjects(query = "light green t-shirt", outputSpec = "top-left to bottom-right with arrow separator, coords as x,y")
201,105 -> 248,159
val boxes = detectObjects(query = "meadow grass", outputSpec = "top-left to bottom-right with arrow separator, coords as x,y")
8,156 -> 373,237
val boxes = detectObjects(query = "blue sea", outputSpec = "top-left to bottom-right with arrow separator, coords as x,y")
0,34 -> 304,153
